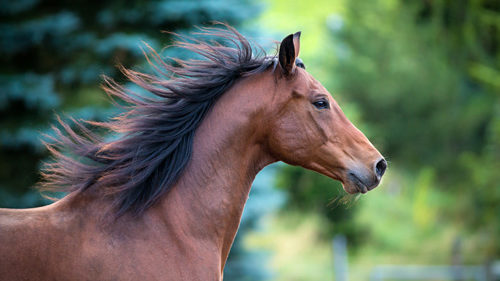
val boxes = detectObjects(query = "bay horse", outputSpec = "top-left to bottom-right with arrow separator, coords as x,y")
0,25 -> 386,280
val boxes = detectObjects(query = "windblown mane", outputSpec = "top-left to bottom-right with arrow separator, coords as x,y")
40,25 -> 276,216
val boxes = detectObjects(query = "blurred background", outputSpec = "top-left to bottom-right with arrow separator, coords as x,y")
1,0 -> 499,280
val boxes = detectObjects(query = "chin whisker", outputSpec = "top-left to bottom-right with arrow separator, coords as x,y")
327,189 -> 360,209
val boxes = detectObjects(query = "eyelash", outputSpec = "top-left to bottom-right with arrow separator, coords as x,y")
312,99 -> 329,109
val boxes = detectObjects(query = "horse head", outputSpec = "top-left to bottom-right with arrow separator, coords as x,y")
264,32 -> 387,194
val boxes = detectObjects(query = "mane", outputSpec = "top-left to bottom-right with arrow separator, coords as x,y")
39,24 -> 277,216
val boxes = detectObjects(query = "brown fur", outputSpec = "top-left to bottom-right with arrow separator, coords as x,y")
0,26 -> 385,281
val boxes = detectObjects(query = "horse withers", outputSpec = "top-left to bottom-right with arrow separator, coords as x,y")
0,25 -> 386,280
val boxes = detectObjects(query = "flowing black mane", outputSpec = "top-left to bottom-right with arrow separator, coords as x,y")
40,25 -> 276,216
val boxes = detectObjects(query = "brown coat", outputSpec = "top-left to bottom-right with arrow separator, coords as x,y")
0,26 -> 385,281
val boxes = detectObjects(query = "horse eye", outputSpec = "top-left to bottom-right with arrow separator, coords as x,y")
312,100 -> 329,109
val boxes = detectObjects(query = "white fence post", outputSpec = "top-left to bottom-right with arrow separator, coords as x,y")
333,235 -> 348,281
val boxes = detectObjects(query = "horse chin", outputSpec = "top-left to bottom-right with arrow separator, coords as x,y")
342,180 -> 366,194
309,163 -> 366,194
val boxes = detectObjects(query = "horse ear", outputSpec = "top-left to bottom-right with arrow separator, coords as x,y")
279,31 -> 301,75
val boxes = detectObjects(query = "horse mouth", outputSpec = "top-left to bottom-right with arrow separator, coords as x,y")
317,164 -> 377,194
347,173 -> 370,194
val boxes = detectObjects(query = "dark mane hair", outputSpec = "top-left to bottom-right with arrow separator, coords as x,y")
40,24 -> 276,216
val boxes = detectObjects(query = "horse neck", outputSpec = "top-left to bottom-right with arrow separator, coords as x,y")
155,71 -> 276,264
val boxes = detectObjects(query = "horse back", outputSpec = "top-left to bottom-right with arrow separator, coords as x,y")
0,207 -> 53,280
0,197 -> 222,281
0,202 -> 92,280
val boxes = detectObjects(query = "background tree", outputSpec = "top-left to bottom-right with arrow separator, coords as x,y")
0,0 -> 260,207
331,0 -> 500,259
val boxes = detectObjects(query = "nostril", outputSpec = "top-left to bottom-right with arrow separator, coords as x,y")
375,159 -> 387,178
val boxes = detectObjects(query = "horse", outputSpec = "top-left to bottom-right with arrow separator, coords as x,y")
0,25 -> 386,281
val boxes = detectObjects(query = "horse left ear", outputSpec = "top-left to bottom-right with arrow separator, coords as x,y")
279,31 -> 301,75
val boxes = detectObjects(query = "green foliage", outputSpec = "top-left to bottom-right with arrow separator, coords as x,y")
246,211 -> 335,281
275,164 -> 365,243
332,0 -> 500,257
333,0 -> 498,173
